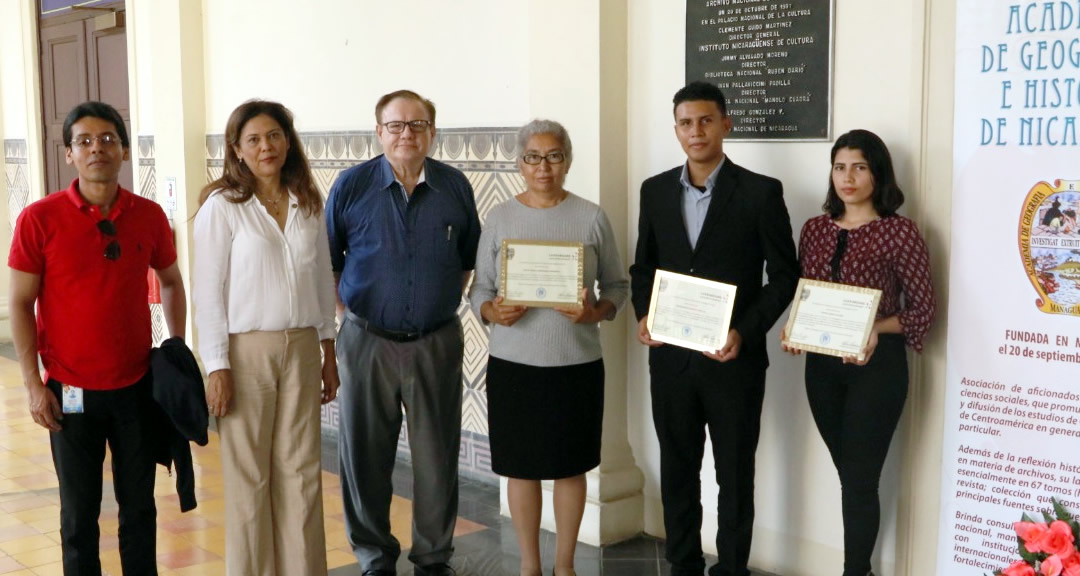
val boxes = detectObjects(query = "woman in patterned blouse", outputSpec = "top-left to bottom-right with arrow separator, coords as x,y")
781,129 -> 936,576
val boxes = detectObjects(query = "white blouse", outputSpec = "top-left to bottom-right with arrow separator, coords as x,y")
193,189 -> 337,374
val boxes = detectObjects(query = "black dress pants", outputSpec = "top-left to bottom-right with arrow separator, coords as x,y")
47,375 -> 158,576
651,355 -> 765,576
804,334 -> 908,576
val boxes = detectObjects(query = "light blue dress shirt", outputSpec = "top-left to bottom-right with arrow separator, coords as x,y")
679,157 -> 726,249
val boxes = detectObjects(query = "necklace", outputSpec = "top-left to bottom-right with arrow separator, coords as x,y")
256,191 -> 284,215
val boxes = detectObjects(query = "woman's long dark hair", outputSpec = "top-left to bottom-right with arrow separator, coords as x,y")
823,129 -> 904,218
199,99 -> 322,216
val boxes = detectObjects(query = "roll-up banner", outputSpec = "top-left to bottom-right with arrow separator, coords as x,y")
940,2 -> 1080,574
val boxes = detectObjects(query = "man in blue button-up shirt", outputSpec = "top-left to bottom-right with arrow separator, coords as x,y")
327,89 -> 480,576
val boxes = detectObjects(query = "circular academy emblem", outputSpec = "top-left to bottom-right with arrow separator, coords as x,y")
536,287 -> 547,299
681,325 -> 692,337
1019,179 -> 1080,316
820,332 -> 831,345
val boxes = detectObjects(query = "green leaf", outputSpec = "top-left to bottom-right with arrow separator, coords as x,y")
1052,498 -> 1073,522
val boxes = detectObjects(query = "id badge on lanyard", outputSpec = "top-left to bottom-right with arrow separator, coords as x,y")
61,384 -> 84,414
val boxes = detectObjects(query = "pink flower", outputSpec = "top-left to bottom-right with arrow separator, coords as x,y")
1061,555 -> 1080,576
1043,555 -> 1064,576
1039,521 -> 1077,559
1002,559 -> 1036,576
1016,522 -> 1051,553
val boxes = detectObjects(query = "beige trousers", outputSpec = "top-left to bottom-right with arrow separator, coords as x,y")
220,328 -> 327,576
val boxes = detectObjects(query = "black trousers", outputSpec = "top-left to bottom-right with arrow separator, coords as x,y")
804,335 -> 908,576
47,375 -> 158,576
651,355 -> 765,576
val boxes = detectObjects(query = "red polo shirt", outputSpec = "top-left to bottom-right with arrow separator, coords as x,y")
8,179 -> 177,390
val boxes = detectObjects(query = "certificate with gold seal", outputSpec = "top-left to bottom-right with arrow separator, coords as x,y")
499,239 -> 584,308
782,278 -> 882,361
646,270 -> 737,352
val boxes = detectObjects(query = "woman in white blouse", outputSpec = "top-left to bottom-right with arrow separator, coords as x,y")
193,100 -> 338,576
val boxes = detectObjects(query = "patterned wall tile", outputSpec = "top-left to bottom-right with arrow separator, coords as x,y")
138,136 -> 168,347
4,140 -> 30,233
138,136 -> 157,202
208,127 -> 522,483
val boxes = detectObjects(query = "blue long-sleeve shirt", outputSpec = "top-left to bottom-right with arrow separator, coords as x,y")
327,155 -> 481,333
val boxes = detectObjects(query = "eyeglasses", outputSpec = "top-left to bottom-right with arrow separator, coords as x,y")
71,134 -> 121,149
97,220 -> 121,261
521,152 -> 566,165
830,228 -> 849,282
382,120 -> 432,134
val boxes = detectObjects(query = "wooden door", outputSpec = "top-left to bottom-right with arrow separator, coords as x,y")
40,4 -> 132,195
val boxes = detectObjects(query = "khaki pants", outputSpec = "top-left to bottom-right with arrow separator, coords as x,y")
221,328 -> 327,576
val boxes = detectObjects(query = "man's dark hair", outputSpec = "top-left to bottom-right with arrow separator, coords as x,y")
673,82 -> 728,117
823,129 -> 905,218
63,101 -> 130,149
375,89 -> 437,125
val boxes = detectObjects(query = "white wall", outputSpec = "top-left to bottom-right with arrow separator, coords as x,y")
627,2 -> 928,575
1,0 -> 29,140
201,0 -> 531,133
0,0 -> 45,204
131,0 -> 154,135
198,0 -> 610,206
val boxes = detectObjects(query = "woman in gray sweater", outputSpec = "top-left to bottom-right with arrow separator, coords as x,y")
469,119 -> 629,576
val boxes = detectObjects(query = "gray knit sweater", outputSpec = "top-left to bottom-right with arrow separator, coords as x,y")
468,193 -> 629,367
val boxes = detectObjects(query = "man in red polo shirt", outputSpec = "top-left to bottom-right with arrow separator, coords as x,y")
8,101 -> 187,576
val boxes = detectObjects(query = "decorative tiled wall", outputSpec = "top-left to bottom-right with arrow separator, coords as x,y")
208,127 -> 524,483
137,136 -> 168,346
4,140 -> 30,232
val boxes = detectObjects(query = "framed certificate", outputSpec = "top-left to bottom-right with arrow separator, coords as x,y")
646,270 -> 737,352
782,278 -> 882,360
499,239 -> 584,308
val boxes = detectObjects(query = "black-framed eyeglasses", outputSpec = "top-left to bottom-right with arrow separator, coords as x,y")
521,152 -> 566,165
382,120 -> 432,134
71,134 -> 121,149
97,219 -> 121,261
830,228 -> 849,282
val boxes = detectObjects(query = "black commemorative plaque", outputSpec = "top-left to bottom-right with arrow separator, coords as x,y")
686,0 -> 833,140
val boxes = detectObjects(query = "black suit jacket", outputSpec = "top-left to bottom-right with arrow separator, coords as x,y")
150,337 -> 209,512
630,159 -> 799,372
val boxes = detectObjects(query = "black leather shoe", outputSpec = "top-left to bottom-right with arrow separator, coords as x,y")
362,570 -> 395,576
415,563 -> 456,576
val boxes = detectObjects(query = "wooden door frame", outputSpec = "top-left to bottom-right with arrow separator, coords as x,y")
37,0 -> 130,195
17,1 -> 46,204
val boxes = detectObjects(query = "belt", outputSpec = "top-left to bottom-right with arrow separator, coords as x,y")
344,310 -> 453,343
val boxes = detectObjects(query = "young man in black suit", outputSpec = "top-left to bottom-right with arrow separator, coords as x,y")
630,82 -> 799,576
